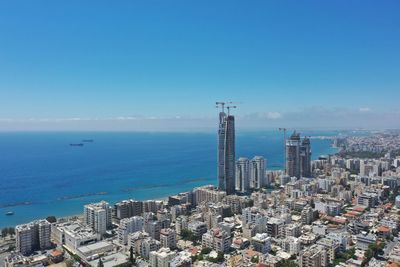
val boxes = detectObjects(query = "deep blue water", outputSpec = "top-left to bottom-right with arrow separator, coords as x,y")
0,131 -> 337,227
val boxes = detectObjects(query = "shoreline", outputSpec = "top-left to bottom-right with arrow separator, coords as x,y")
0,132 -> 337,228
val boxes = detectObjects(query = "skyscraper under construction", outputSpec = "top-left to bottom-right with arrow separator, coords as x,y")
217,104 -> 236,195
286,131 -> 312,179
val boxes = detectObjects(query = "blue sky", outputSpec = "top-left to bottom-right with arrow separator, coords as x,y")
0,1 -> 399,130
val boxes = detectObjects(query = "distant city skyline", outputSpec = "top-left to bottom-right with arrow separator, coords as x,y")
0,1 -> 399,130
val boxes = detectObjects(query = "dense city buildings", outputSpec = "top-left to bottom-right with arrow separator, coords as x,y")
5,129 -> 400,267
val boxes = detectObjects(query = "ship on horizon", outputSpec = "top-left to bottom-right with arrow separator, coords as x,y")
70,143 -> 84,147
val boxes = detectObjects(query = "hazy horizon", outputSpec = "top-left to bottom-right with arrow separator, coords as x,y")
1,1 -> 399,130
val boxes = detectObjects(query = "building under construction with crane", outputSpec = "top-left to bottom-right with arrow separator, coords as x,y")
285,131 -> 312,179
216,102 -> 236,195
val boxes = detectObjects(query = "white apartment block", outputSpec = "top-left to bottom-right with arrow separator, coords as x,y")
118,216 -> 144,245
201,228 -> 231,253
159,228 -> 176,249
84,201 -> 112,236
251,233 -> 271,254
149,247 -> 176,267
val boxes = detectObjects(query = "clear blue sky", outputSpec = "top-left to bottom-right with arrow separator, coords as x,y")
0,1 -> 399,130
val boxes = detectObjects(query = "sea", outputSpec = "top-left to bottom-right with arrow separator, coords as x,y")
0,130 -> 338,228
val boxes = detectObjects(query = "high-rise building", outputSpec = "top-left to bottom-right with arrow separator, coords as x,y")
114,199 -> 143,222
217,109 -> 236,195
84,201 -> 112,236
286,132 -> 312,178
286,131 -> 301,178
16,220 -> 51,255
300,136 -> 312,177
236,157 -> 250,193
250,156 -> 266,189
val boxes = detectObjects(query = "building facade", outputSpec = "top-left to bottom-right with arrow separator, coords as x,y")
218,111 -> 236,195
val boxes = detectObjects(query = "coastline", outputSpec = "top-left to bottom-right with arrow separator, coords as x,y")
0,131 -> 337,228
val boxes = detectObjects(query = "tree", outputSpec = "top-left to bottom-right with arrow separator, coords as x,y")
277,259 -> 299,267
46,216 -> 57,223
201,247 -> 212,255
98,258 -> 104,267
251,256 -> 259,263
1,228 -> 8,237
7,227 -> 15,236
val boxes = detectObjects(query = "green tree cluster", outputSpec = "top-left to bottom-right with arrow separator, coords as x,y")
361,242 -> 385,267
180,229 -> 199,243
277,259 -> 298,267
334,248 -> 356,265
46,216 -> 57,223
1,227 -> 15,237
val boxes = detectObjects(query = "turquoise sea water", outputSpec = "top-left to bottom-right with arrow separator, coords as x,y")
0,131 -> 337,227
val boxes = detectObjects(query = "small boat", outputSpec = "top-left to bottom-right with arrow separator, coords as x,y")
5,211 -> 14,216
70,143 -> 84,147
82,139 -> 94,142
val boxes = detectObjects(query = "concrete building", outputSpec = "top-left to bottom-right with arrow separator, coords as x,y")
282,236 -> 301,255
51,221 -> 98,254
201,228 -> 231,253
159,228 -> 176,249
266,218 -> 284,238
299,244 -> 328,267
316,238 -> 339,265
286,131 -> 301,179
217,107 -> 236,195
356,233 -> 376,250
175,216 -> 188,235
326,232 -> 348,252
395,195 -> 400,209
128,231 -> 161,259
314,201 -> 341,216
144,220 -> 162,241
250,156 -> 266,189
300,136 -> 312,177
251,233 -> 271,254
285,223 -> 301,237
84,201 -> 112,236
114,199 -> 143,221
242,207 -> 267,233
188,221 -> 207,238
357,193 -> 378,208
192,185 -> 226,206
301,205 -> 314,225
15,219 -> 51,255
236,157 -> 250,193
117,216 -> 144,245
149,248 -> 177,267
170,251 -> 192,267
